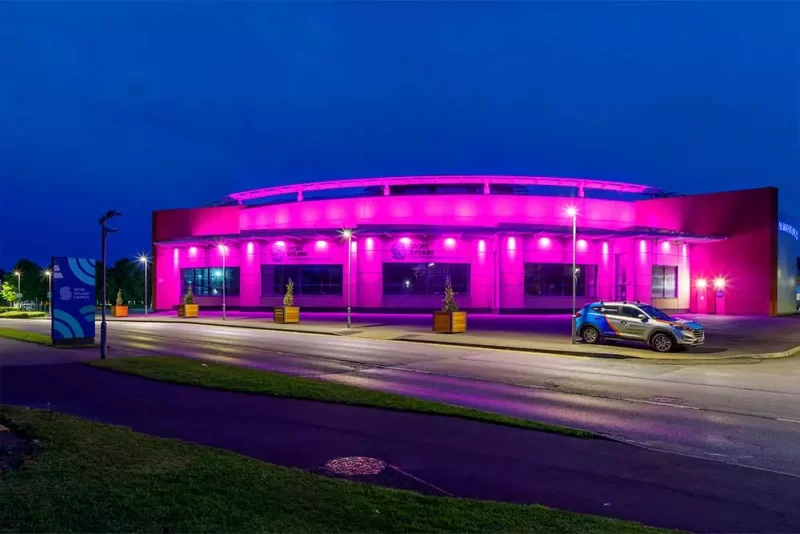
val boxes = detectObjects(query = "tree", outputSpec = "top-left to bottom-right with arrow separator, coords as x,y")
1,282 -> 16,305
441,276 -> 459,312
5,259 -> 48,302
283,278 -> 295,307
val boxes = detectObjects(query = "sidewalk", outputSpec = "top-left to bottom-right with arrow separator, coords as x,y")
4,362 -> 800,533
109,311 -> 800,361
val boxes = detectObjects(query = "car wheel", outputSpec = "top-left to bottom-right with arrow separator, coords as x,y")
651,333 -> 674,353
581,326 -> 601,344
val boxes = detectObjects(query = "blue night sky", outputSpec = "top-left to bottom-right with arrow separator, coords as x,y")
0,2 -> 797,267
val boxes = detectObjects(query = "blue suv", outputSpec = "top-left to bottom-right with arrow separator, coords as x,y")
575,301 -> 704,353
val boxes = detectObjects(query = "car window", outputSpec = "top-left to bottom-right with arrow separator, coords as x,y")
620,306 -> 642,318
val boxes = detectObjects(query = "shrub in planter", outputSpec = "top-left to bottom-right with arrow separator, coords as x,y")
111,289 -> 128,317
274,278 -> 299,324
433,277 -> 467,334
178,286 -> 199,318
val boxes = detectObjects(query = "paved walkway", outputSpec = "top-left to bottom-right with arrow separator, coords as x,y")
3,361 -> 800,533
109,311 -> 800,360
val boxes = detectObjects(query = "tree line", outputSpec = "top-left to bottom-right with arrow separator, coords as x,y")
2,258 -> 149,306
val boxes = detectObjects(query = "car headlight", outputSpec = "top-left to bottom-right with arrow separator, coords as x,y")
674,325 -> 691,332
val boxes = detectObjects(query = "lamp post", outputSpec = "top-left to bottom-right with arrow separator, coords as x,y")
13,270 -> 20,309
566,206 -> 578,344
340,229 -> 353,328
44,269 -> 52,317
100,209 -> 122,359
138,255 -> 149,318
218,243 -> 226,320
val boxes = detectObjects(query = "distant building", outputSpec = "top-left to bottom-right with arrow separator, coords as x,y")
151,175 -> 799,316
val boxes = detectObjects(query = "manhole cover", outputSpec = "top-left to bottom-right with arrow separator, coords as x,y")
325,456 -> 386,476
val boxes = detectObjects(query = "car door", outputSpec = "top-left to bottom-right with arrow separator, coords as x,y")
600,305 -> 626,337
619,305 -> 649,340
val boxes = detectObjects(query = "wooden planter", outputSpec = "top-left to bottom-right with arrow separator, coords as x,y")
433,311 -> 467,334
274,306 -> 300,324
178,304 -> 199,318
111,305 -> 128,317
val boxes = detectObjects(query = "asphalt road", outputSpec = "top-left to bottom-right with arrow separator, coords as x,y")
4,362 -> 800,533
4,318 -> 800,476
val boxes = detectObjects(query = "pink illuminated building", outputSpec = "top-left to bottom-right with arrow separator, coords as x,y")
152,176 -> 800,315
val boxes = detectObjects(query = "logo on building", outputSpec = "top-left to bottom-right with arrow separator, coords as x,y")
390,241 -> 408,259
271,242 -> 287,262
779,221 -> 798,241
60,287 -> 72,301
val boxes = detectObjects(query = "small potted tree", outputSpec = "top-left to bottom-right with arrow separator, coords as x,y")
111,289 -> 128,317
433,276 -> 467,333
178,285 -> 199,318
274,278 -> 299,324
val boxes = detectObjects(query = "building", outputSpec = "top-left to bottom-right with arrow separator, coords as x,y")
152,175 -> 800,315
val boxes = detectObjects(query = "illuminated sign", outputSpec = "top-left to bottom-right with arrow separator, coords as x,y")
779,221 -> 798,241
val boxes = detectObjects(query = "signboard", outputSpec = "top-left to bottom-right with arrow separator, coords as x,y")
779,221 -> 798,241
51,257 -> 96,346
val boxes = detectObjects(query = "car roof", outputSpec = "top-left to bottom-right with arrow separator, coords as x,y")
585,301 -> 651,307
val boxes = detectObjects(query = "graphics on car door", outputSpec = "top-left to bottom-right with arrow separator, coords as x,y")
619,306 -> 648,340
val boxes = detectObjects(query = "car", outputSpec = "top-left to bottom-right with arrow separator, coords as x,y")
574,301 -> 704,353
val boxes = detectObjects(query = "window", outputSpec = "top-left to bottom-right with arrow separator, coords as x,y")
382,263 -> 470,295
651,265 -> 678,298
181,268 -> 240,297
524,264 -> 597,297
620,306 -> 643,318
269,265 -> 343,296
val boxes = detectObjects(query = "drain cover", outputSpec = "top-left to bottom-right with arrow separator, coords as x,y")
325,456 -> 386,476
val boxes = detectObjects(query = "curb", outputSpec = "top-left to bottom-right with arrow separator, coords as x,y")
106,318 -> 800,363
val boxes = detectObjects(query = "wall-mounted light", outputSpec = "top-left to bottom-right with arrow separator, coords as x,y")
577,239 -> 588,252
661,241 -> 671,252
366,237 -> 375,250
444,237 -> 456,249
400,237 -> 411,245
189,246 -> 197,257
247,242 -> 255,254
696,278 -> 708,289
602,242 -> 609,255
639,239 -> 647,253
478,239 -> 486,253
538,237 -> 551,248
714,277 -> 726,290
507,236 -> 516,250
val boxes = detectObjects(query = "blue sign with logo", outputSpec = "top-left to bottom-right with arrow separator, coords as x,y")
51,257 -> 96,345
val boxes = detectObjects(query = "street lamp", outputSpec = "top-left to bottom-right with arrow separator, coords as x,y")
340,229 -> 353,328
218,243 -> 227,320
566,206 -> 578,344
13,270 -> 20,309
43,269 -> 52,317
100,209 -> 122,359
138,255 -> 149,318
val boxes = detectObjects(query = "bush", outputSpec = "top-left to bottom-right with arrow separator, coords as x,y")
0,307 -> 15,313
0,311 -> 47,319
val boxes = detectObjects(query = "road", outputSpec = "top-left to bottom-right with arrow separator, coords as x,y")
4,317 -> 800,476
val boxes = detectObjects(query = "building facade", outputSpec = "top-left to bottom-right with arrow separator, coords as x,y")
152,176 -> 799,315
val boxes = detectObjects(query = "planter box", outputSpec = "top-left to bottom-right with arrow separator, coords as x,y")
274,306 -> 300,324
433,311 -> 467,334
178,304 -> 199,318
111,305 -> 128,318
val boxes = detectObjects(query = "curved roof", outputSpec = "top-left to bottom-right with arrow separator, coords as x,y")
227,175 -> 677,204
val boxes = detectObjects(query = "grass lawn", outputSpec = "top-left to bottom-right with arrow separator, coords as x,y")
0,311 -> 47,319
91,356 -> 592,438
0,328 -> 52,345
0,406 -> 664,533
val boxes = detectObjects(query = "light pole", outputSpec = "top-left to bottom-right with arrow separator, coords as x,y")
44,269 -> 52,317
13,270 -> 20,309
340,229 -> 353,328
566,206 -> 578,344
138,255 -> 149,318
218,243 -> 227,320
100,209 -> 122,359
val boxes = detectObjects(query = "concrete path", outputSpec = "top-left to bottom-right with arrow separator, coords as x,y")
107,311 -> 800,360
4,361 -> 800,533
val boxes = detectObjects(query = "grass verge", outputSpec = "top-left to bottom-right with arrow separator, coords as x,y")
0,406 -> 663,533
0,311 -> 47,319
90,356 -> 592,438
0,328 -> 52,345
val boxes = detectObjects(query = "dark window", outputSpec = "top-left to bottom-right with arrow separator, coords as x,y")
270,265 -> 343,296
619,306 -> 643,318
524,264 -> 597,297
652,265 -> 678,298
382,263 -> 470,295
181,268 -> 240,297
